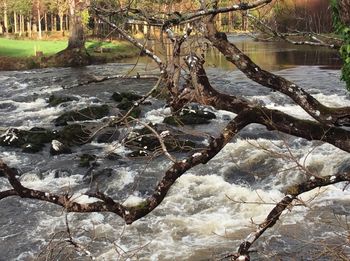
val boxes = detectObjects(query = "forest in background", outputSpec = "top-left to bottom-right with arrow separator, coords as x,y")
0,0 -> 335,39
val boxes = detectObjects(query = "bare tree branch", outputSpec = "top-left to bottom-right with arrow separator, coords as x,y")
227,172 -> 350,260
248,14 -> 342,49
184,53 -> 350,153
203,17 -> 350,127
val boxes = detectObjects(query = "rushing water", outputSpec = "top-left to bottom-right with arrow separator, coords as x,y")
0,36 -> 350,261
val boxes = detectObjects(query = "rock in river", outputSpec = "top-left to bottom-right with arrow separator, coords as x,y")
50,140 -> 72,155
54,105 -> 110,126
163,106 -> 216,126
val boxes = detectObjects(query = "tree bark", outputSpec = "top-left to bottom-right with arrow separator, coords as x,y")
44,12 -> 47,32
51,14 -> 55,31
67,0 -> 85,49
339,0 -> 350,25
13,12 -> 17,34
204,16 -> 350,126
37,7 -> 42,39
59,14 -> 63,32
65,14 -> 69,31
27,16 -> 31,37
3,1 -> 8,34
19,13 -> 23,36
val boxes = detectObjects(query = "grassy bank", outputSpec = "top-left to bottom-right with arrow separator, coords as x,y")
0,38 -> 139,70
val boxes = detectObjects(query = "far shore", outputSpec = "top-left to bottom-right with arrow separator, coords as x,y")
0,37 -> 140,71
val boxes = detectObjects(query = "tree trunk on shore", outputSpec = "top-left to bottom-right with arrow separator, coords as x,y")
51,14 -> 55,31
3,1 -> 8,34
65,14 -> 69,31
67,0 -> 85,49
13,12 -> 17,34
53,1 -> 90,67
20,13 -> 25,36
27,16 -> 31,37
37,7 -> 42,39
59,14 -> 63,32
44,13 -> 47,32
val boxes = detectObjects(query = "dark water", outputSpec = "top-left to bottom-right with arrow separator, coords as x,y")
120,35 -> 342,72
0,36 -> 349,260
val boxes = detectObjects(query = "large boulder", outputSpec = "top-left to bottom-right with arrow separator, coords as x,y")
0,128 -> 27,147
116,98 -> 142,118
58,124 -> 92,145
111,92 -> 142,102
0,127 -> 58,153
112,92 -> 144,119
124,123 -> 204,157
47,94 -> 78,107
54,105 -> 109,126
79,153 -> 98,167
163,106 -> 216,126
83,168 -> 115,183
22,143 -> 45,153
95,127 -> 120,143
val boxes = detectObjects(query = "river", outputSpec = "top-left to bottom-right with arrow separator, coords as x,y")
0,36 -> 350,260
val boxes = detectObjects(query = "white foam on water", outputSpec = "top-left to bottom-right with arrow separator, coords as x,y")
103,174 -> 284,260
144,107 -> 172,124
299,184 -> 350,207
92,141 -> 130,156
106,167 -> 136,190
266,103 -> 314,120
298,143 -> 350,176
2,98 -> 63,127
313,93 -> 350,107
123,194 -> 144,207
71,194 -> 103,204
0,151 -> 24,166
215,109 -> 237,120
20,170 -> 82,193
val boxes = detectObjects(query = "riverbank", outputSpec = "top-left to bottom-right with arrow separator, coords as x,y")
0,38 -> 139,71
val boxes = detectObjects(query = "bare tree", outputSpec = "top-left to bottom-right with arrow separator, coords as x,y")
1,0 -> 350,260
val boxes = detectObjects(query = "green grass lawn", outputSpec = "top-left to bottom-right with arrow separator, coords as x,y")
0,38 -> 136,57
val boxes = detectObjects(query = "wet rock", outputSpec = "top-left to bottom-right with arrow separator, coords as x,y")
116,98 -> 142,118
83,168 -> 114,183
79,154 -> 97,167
117,98 -> 133,110
0,128 -> 26,147
0,127 -> 57,152
127,150 -> 149,157
223,167 -> 257,186
22,143 -> 44,153
0,102 -> 16,112
58,124 -> 92,145
54,105 -> 109,126
111,92 -> 142,102
96,127 -> 120,143
26,127 -> 58,144
50,140 -> 72,155
129,107 -> 142,118
163,106 -> 216,126
124,123 -> 203,157
106,152 -> 123,160
47,94 -> 78,107
54,169 -> 73,178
